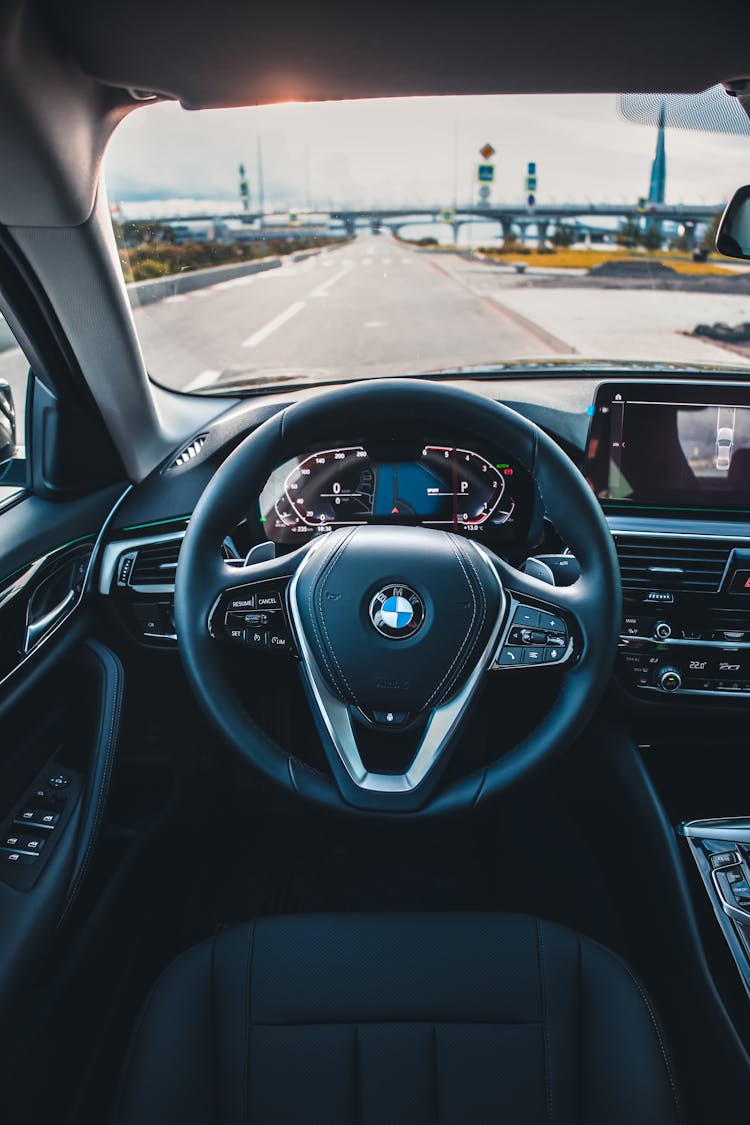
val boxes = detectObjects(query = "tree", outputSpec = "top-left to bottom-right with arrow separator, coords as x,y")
641,225 -> 663,251
551,224 -> 576,247
701,208 -> 723,253
615,217 -> 640,247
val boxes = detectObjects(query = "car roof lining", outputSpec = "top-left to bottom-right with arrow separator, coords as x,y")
34,0 -> 750,108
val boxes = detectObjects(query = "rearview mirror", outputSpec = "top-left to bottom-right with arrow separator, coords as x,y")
716,185 -> 750,260
0,379 -> 16,478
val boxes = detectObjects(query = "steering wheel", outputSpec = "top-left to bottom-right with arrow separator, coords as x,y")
174,380 -> 621,815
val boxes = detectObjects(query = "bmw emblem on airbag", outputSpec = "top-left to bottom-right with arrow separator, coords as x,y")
369,584 -> 425,639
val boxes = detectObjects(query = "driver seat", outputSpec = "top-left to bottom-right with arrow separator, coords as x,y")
113,913 -> 682,1124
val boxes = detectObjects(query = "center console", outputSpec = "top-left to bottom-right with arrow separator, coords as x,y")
585,381 -> 750,701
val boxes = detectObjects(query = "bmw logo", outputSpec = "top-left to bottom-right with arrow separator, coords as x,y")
369,584 -> 425,639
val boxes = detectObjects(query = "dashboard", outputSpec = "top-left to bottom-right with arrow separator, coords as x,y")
95,370 -> 750,710
258,443 -> 537,548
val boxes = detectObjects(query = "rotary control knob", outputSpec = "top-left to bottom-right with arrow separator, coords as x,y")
657,666 -> 682,693
654,620 -> 672,640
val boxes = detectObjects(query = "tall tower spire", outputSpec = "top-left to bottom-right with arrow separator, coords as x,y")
648,101 -> 666,206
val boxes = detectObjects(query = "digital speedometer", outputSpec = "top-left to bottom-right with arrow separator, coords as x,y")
282,447 -> 374,528
258,443 -> 528,545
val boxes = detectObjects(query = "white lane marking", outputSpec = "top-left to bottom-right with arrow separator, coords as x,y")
322,260 -> 333,268
308,261 -> 355,299
192,290 -> 211,298
364,320 -> 387,328
362,258 -> 372,266
400,257 -> 412,264
184,368 -> 222,391
241,301 -> 306,348
164,294 -> 187,304
382,258 -> 391,265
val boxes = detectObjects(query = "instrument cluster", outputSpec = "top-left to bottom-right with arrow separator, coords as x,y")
258,443 -> 537,548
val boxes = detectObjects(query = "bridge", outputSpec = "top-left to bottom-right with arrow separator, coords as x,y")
135,202 -> 721,250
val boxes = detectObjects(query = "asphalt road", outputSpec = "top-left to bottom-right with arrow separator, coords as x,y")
132,234 -> 572,393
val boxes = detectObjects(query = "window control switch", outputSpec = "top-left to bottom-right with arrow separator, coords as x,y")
14,809 -> 59,830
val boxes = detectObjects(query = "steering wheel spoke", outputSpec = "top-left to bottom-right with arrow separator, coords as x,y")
286,536 -> 507,810
487,556 -> 583,672
206,547 -> 310,658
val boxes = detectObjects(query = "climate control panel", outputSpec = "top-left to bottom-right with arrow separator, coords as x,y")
618,606 -> 750,699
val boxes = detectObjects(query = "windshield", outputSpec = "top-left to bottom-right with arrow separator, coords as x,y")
106,92 -> 750,394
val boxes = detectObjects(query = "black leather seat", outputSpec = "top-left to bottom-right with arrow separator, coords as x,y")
114,913 -> 682,1125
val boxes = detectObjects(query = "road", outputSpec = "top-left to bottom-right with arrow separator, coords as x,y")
131,234 -> 574,393
3,233 -> 750,434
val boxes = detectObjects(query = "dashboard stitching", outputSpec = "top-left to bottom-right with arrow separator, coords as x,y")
314,528 -> 362,707
422,535 -> 482,710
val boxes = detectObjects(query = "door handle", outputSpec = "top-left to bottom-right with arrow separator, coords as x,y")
24,588 -> 76,652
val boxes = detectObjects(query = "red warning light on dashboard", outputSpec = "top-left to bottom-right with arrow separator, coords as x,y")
745,576 -> 750,589
503,468 -> 514,476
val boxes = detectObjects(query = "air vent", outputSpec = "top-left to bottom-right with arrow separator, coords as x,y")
130,538 -> 182,586
165,434 -> 208,472
613,535 -> 731,594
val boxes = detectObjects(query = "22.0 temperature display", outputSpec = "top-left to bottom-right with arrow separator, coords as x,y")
260,445 -> 521,543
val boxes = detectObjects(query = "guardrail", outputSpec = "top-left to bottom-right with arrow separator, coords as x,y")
126,247 -> 323,308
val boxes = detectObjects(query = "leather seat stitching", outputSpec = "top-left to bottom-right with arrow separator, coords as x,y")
588,940 -> 684,1124
536,918 -> 553,1125
243,923 -> 256,1125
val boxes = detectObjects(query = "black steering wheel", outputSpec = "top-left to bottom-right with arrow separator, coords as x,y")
174,380 -> 621,815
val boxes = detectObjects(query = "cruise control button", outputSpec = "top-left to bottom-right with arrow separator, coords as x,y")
522,647 -> 545,664
228,594 -> 256,611
225,624 -> 244,641
268,629 -> 290,652
244,612 -> 269,627
498,646 -> 523,665
539,613 -> 565,633
255,591 -> 282,611
244,628 -> 268,648
512,607 -> 540,628
545,647 -> 566,663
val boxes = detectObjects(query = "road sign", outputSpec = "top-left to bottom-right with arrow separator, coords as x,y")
480,143 -> 495,160
636,197 -> 647,213
479,185 -> 491,200
439,208 -> 456,223
527,193 -> 536,208
477,164 -> 495,183
288,211 -> 300,226
526,176 -> 537,191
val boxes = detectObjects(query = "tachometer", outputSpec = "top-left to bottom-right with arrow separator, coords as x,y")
420,446 -> 511,529
284,447 -> 375,528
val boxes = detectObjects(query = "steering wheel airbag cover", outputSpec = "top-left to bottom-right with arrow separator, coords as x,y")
294,523 -> 502,714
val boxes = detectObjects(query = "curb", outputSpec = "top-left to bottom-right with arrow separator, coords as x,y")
127,255 -> 284,307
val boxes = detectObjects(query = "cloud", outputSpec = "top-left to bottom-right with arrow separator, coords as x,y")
103,93 -> 750,212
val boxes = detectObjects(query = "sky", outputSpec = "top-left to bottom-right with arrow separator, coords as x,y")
103,92 -> 750,215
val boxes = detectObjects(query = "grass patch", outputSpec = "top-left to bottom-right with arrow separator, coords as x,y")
475,247 -> 739,276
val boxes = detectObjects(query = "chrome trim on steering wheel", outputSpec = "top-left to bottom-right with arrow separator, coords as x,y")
287,537 -> 506,794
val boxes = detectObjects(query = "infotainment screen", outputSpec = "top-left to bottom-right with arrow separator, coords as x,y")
585,382 -> 750,512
